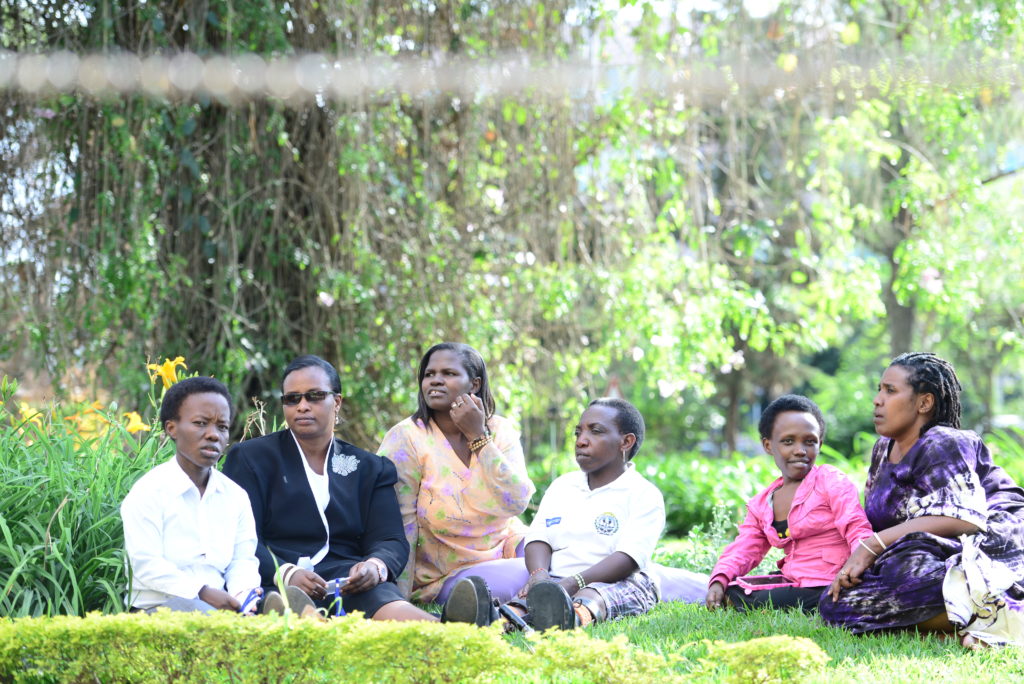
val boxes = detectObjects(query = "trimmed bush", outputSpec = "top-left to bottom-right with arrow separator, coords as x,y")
0,611 -> 684,683
702,635 -> 830,683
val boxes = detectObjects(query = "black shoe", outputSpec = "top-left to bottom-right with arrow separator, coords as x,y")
442,576 -> 496,626
261,586 -> 316,616
527,581 -> 576,631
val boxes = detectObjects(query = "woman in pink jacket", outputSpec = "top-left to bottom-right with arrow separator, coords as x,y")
705,394 -> 873,612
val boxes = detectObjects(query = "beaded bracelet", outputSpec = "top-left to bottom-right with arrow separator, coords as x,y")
279,563 -> 298,586
529,567 -> 548,577
573,573 -> 586,591
468,433 -> 493,452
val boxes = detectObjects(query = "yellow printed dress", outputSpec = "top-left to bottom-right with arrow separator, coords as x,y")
378,415 -> 535,602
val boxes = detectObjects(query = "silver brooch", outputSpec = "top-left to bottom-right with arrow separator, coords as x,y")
331,452 -> 358,476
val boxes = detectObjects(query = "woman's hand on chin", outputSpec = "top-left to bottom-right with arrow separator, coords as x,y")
450,393 -> 487,439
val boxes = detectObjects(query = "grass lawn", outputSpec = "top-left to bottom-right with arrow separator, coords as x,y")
489,530 -> 1024,682
574,600 -> 1024,682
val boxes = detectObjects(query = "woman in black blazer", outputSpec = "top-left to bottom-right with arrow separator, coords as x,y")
223,355 -> 435,621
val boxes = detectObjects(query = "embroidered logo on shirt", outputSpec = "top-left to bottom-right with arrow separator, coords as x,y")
331,453 -> 358,476
594,512 -> 619,535
545,517 -> 562,527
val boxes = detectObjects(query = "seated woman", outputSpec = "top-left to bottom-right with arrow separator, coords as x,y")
378,342 -> 535,604
821,352 -> 1024,648
121,376 -> 261,614
705,394 -> 873,612
443,398 -> 663,631
222,355 -> 434,621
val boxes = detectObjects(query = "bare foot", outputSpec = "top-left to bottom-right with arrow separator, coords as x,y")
961,633 -> 990,651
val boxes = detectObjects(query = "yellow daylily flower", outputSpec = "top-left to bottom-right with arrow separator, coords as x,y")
147,356 -> 188,389
124,411 -> 152,434
19,402 -> 43,426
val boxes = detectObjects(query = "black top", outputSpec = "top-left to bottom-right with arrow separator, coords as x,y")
222,429 -> 409,586
771,519 -> 789,538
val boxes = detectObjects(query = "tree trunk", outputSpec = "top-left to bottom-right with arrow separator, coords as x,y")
883,247 -> 916,358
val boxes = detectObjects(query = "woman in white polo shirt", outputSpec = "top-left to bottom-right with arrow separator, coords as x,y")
444,397 -> 667,630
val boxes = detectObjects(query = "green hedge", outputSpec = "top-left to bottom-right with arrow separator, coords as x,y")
0,611 -> 686,683
0,611 -> 837,683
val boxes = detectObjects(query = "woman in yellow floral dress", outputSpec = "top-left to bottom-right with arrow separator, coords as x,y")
379,343 -> 535,604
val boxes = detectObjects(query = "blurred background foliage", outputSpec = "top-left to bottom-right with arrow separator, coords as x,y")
3,0 -> 1024,470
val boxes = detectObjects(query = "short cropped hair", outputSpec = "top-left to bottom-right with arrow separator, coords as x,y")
588,397 -> 645,460
758,394 -> 825,441
281,355 -> 342,395
159,376 -> 232,429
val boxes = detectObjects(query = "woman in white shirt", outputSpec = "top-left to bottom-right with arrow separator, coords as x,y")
121,376 -> 261,613
444,397 -> 669,630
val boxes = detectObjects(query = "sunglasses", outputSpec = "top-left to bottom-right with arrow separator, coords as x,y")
281,390 -> 335,406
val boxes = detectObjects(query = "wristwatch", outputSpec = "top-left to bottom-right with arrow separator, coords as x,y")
367,557 -> 388,583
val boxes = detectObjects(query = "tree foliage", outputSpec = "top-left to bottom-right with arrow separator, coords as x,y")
3,0 -> 1024,454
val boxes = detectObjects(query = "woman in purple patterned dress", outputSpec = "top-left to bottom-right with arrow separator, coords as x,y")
819,352 -> 1024,647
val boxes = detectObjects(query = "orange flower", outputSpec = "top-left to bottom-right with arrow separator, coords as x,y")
147,356 -> 188,389
82,400 -> 110,424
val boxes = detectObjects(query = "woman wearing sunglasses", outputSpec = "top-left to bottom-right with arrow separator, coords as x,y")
223,354 -> 434,621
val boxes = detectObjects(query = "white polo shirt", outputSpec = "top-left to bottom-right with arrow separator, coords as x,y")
121,457 -> 261,609
525,464 -> 665,578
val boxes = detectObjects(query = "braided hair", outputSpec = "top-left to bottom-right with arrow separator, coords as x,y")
889,352 -> 962,432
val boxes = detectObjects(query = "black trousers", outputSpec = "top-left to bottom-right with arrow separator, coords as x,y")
726,585 -> 827,613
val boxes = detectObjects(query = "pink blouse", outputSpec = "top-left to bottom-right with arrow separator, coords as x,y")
710,464 -> 873,588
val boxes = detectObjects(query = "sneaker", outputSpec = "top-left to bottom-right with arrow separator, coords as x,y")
441,576 -> 496,626
527,581 -> 576,631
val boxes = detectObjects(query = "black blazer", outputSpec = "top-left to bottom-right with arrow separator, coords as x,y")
222,429 -> 409,586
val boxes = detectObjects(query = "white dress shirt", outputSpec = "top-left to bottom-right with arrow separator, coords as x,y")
525,464 -> 666,577
290,429 -> 331,565
121,457 -> 260,609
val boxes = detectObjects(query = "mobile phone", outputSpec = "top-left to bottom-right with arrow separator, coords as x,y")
739,574 -> 789,586
325,577 -> 349,594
